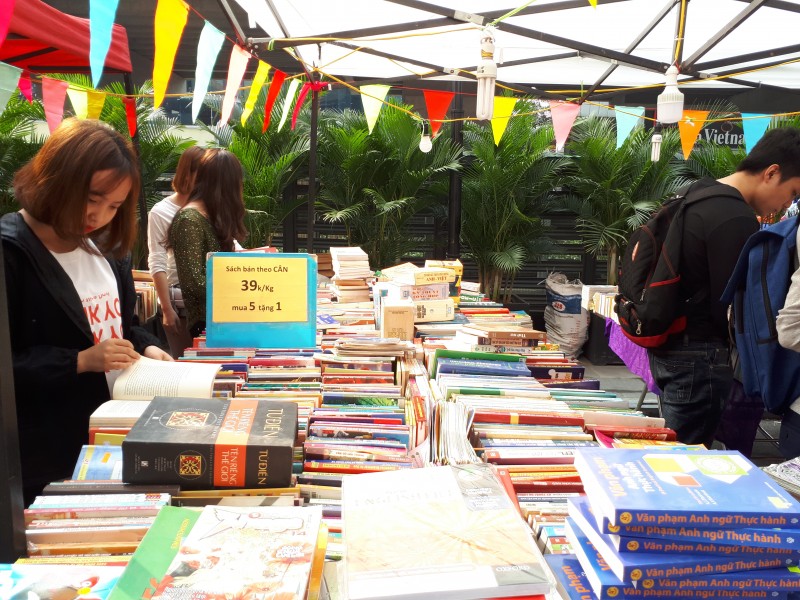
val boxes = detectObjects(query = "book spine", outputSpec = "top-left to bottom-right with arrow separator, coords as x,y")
473,411 -> 585,426
622,536 -> 800,559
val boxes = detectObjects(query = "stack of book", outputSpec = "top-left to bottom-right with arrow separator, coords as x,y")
452,323 -> 547,355
131,270 -> 158,324
764,456 -> 800,498
330,246 -> 373,303
23,492 -> 170,557
314,251 -> 334,278
379,262 -> 457,323
563,447 -> 800,598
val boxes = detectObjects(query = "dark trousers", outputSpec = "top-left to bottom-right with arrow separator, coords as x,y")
648,340 -> 732,447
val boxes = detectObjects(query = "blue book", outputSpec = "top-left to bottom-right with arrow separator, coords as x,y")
71,444 -> 122,481
436,357 -> 530,377
573,447 -> 800,529
568,501 -> 791,586
0,564 -> 124,600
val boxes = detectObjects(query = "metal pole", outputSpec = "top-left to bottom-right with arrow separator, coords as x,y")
447,81 -> 463,258
306,82 -> 320,254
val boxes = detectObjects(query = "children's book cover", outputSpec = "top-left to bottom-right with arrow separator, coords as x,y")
0,564 -> 123,600
71,445 -> 123,481
573,447 -> 800,529
150,505 -> 322,600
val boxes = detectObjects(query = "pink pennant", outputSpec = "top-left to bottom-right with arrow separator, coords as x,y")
17,72 -> 32,103
42,77 -> 69,133
220,45 -> 251,124
0,0 -> 15,48
291,80 -> 325,130
549,100 -> 581,152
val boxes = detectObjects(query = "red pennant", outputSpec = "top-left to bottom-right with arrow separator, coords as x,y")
423,90 -> 455,138
291,80 -> 325,130
0,0 -> 14,49
41,77 -> 69,133
262,70 -> 287,133
17,72 -> 32,103
123,97 -> 137,138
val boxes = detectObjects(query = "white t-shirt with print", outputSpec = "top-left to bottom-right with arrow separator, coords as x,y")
50,240 -> 123,391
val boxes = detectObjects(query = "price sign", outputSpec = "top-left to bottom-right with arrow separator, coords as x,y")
211,255 -> 308,323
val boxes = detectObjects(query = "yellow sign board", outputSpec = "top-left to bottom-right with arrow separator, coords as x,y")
211,255 -> 308,323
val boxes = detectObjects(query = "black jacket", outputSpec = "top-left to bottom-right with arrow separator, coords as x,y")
1,212 -> 161,499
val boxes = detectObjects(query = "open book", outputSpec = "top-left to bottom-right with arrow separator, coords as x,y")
111,356 -> 221,401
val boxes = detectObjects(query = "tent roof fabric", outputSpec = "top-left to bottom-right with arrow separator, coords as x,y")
2,0 -> 132,74
242,0 -> 800,98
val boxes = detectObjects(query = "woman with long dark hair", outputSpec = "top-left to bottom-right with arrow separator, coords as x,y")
169,149 -> 248,338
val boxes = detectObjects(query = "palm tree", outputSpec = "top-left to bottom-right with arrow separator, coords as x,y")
0,92 -> 45,214
316,101 -> 461,269
560,117 -> 688,284
199,87 -> 309,247
460,102 -> 571,302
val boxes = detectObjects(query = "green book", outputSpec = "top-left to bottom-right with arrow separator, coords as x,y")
429,348 -> 523,377
108,506 -> 200,600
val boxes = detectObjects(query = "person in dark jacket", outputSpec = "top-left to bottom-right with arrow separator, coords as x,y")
1,118 -> 170,503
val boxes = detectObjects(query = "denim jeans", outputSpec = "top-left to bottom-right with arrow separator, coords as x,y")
648,340 -> 732,447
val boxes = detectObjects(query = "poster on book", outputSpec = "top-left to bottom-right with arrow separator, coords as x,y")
206,253 -> 316,348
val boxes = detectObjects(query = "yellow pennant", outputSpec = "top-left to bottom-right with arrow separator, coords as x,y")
360,84 -> 391,134
587,0 -> 598,6
678,110 -> 710,159
66,88 -> 88,119
491,96 -> 518,146
87,90 -> 106,119
153,0 -> 189,108
241,61 -> 271,125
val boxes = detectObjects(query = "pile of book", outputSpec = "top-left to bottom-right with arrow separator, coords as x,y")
314,251 -> 334,278
764,455 -> 800,498
131,270 -> 158,324
560,447 -> 800,598
330,246 -> 373,303
378,262 -> 457,324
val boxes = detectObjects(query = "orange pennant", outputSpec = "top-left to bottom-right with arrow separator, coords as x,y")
678,110 -> 710,160
422,90 -> 455,138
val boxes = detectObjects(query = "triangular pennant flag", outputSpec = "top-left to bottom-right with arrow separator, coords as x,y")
220,45 -> 251,124
0,0 -> 15,48
89,0 -> 120,87
241,60 -> 271,125
678,110 -> 710,159
262,70 -> 287,132
587,0 -> 598,6
360,84 -> 391,134
423,90 -> 455,138
615,106 -> 645,148
87,90 -> 106,120
67,88 -> 89,119
17,72 -> 32,103
42,77 -> 69,132
549,100 -> 581,152
192,21 -> 225,123
153,0 -> 189,109
123,97 -> 137,137
277,78 -> 300,132
0,63 -> 21,115
291,82 -> 312,131
741,113 -> 772,155
490,96 -> 518,146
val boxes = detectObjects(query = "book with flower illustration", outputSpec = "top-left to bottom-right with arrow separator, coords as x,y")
342,463 -> 553,599
573,447 -> 800,530
149,505 -> 323,600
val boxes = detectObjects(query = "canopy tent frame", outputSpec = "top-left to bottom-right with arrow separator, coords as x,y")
0,0 -> 137,562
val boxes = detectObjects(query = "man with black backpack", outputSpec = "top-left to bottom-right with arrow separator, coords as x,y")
645,128 -> 800,447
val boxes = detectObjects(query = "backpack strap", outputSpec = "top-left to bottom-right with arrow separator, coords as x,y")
682,183 -> 744,206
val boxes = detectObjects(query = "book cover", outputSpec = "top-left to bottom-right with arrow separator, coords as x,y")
0,564 -> 124,600
122,397 -> 297,489
149,506 -> 322,599
71,445 -> 123,481
567,496 -> 798,584
107,506 -> 201,600
573,448 -> 800,529
436,357 -> 530,377
342,463 -> 553,600
413,298 -> 455,323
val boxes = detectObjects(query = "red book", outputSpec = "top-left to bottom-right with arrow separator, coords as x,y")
302,460 -> 406,474
459,308 -> 510,314
472,411 -> 585,427
584,425 -> 677,441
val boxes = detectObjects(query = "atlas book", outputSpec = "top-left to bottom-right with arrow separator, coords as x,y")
573,448 -> 800,529
122,396 -> 298,489
342,462 -> 554,600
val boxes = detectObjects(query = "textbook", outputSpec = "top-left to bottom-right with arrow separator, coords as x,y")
567,496 -> 798,584
122,397 -> 297,489
573,447 -> 800,529
342,463 -> 553,600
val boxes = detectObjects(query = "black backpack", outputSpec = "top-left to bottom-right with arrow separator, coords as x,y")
615,182 -> 741,348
